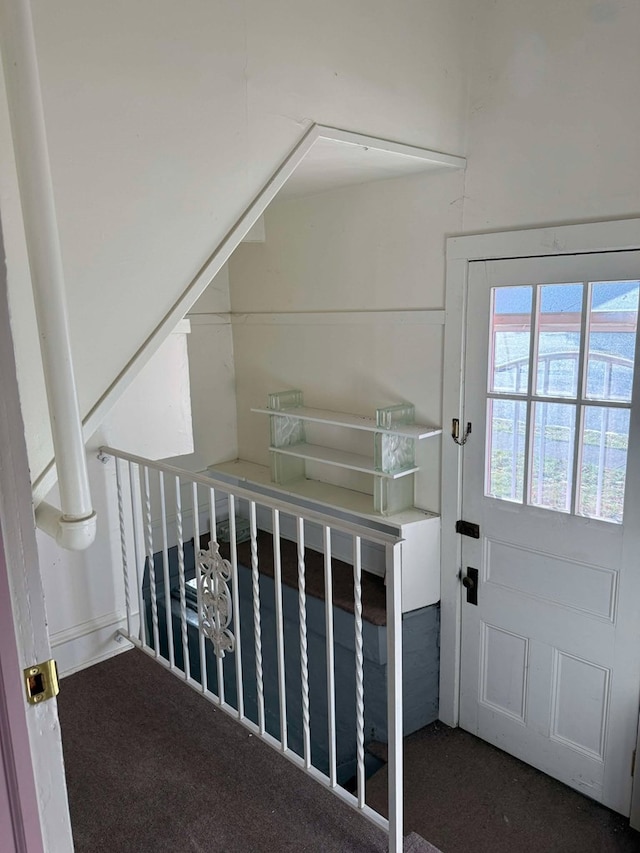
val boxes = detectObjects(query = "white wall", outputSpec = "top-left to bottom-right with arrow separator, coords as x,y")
0,0 -> 471,486
168,264 -> 239,472
38,325 -> 194,676
101,322 -> 193,461
229,167 -> 465,513
462,0 -> 640,232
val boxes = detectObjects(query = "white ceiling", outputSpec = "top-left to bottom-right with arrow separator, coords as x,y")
277,135 -> 463,200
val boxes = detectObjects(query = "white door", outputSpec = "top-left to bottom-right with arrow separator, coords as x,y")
459,251 -> 640,816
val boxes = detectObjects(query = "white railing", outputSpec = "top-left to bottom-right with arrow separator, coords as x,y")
100,446 -> 404,852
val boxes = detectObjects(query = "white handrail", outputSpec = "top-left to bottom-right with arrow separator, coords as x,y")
0,0 -> 96,550
99,446 -> 401,546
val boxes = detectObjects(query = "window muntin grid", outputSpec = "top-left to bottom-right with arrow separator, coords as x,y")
485,280 -> 639,522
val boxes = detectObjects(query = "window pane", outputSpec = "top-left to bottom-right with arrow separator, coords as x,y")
529,402 -> 576,512
535,284 -> 583,399
490,286 -> 532,394
578,406 -> 629,523
486,398 -> 527,502
585,281 -> 639,403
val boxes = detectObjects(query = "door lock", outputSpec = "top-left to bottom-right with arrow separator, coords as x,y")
462,567 -> 478,606
452,418 -> 472,446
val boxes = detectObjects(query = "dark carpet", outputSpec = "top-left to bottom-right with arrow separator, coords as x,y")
58,648 -> 397,852
366,722 -> 640,853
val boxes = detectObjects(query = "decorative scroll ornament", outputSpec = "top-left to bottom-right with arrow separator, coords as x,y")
197,541 -> 235,659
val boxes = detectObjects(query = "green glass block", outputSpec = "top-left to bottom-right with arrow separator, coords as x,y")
373,477 -> 414,515
374,433 -> 415,474
268,389 -> 303,411
270,415 -> 305,448
375,402 -> 415,430
270,451 -> 305,485
374,403 -> 415,474
267,391 -> 305,484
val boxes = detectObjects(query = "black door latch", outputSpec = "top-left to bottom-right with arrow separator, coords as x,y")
462,567 -> 478,606
456,519 -> 480,539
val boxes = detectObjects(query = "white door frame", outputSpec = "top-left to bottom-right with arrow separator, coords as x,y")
441,218 -> 640,739
0,223 -> 74,851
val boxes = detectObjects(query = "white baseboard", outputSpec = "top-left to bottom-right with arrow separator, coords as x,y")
51,611 -> 137,678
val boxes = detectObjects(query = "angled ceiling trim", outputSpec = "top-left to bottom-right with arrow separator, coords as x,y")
32,123 -> 466,502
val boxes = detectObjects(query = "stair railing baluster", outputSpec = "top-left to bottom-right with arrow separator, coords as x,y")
115,456 -> 132,639
175,475 -> 190,683
228,495 -> 245,720
128,461 -> 147,647
141,465 -> 160,657
159,471 -> 175,670
297,516 -> 311,769
250,500 -> 265,734
354,535 -> 365,809
324,524 -> 337,788
272,508 -> 288,751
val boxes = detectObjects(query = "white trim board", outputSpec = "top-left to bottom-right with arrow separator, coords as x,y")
188,310 -> 446,326
440,218 -> 640,733
230,310 -> 446,326
51,611 -> 135,678
33,124 -> 464,504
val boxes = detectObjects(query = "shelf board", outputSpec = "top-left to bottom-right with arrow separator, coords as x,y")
269,444 -> 418,479
208,459 -> 438,529
252,406 -> 441,439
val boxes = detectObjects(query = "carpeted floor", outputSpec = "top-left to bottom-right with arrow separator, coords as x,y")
58,648 -> 640,853
366,722 -> 640,853
58,648 -> 397,852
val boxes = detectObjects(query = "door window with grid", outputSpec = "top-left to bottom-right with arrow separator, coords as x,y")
486,279 -> 639,522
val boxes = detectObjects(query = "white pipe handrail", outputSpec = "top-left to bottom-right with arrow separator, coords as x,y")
0,0 -> 96,550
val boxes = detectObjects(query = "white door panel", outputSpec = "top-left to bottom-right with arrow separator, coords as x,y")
484,538 -> 618,620
459,251 -> 640,815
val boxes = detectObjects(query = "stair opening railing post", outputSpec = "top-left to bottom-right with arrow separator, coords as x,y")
386,541 -> 403,852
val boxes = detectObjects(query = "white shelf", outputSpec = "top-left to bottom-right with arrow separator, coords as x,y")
269,443 -> 419,479
208,460 -> 436,527
208,459 -> 441,613
252,405 -> 441,440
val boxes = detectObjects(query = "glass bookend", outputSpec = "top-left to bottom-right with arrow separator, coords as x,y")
268,389 -> 303,411
267,390 -> 305,484
374,432 -> 415,474
375,402 -> 415,431
269,414 -> 305,449
374,403 -> 416,474
270,451 -> 305,485
374,402 -> 416,513
374,476 -> 414,515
